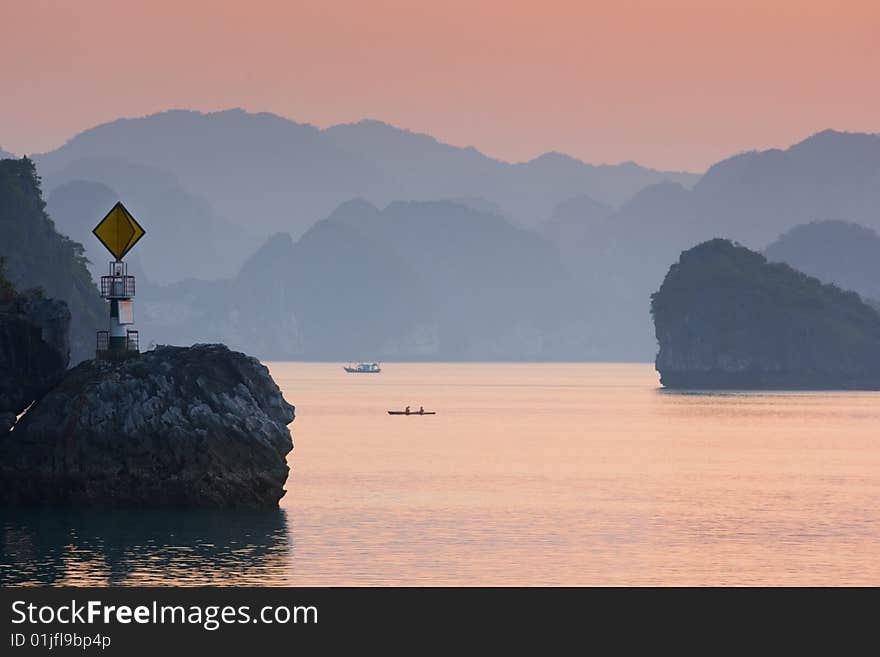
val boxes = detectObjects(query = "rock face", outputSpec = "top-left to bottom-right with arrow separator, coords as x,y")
651,239 -> 880,389
0,344 -> 294,507
0,158 -> 106,364
0,295 -> 70,431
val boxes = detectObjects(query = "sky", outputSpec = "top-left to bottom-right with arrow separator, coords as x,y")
2,0 -> 878,171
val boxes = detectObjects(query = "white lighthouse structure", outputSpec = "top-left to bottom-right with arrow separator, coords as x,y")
92,201 -> 146,359
98,260 -> 138,357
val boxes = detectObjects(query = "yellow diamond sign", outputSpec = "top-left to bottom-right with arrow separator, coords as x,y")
93,202 -> 145,261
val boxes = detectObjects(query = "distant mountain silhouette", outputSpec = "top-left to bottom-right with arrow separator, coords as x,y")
540,129 -> 880,359
136,200 -> 590,360
34,109 -> 697,244
326,120 -> 697,221
691,129 -> 880,246
446,196 -> 507,218
764,221 -> 880,302
540,194 -> 614,256
42,157 -> 260,283
26,118 -> 880,362
46,180 -> 118,280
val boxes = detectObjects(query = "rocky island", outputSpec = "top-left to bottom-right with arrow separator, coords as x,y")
0,343 -> 294,507
651,239 -> 880,389
0,158 -> 295,508
0,290 -> 70,432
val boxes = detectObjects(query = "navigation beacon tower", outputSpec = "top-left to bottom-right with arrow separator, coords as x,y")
92,202 -> 146,359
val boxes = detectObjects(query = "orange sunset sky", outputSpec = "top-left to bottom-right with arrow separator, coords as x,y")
2,0 -> 878,171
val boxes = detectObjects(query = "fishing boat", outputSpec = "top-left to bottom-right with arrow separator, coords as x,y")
344,362 -> 381,374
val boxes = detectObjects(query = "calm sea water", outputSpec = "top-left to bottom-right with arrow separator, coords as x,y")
2,363 -> 879,586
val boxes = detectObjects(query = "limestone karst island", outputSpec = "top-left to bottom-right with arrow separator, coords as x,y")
0,159 -> 294,507
652,239 -> 880,390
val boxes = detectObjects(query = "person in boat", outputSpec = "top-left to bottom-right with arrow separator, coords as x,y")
419,406 -> 424,415
405,405 -> 410,415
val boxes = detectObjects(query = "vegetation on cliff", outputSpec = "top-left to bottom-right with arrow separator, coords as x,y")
651,239 -> 880,389
0,258 -> 16,301
0,158 -> 104,362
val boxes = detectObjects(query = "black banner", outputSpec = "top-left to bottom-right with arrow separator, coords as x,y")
0,587 -> 870,654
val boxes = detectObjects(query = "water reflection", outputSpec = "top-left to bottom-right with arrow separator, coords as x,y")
0,508 -> 291,586
5,363 -> 880,586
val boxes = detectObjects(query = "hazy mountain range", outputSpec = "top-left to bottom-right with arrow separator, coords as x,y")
34,109 -> 696,283
44,166 -> 259,283
537,129 -> 880,358
5,110 -> 880,361
135,200 -> 589,360
764,221 -> 880,303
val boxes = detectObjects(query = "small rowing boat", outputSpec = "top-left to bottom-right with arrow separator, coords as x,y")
388,410 -> 436,415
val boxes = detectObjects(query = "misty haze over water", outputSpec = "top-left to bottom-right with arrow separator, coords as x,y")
3,110 -> 880,362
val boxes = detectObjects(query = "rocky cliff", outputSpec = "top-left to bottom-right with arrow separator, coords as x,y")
0,294 -> 70,432
0,158 -> 105,363
0,344 -> 294,507
651,239 -> 880,389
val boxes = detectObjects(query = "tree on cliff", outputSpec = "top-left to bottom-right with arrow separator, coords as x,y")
0,157 -> 104,363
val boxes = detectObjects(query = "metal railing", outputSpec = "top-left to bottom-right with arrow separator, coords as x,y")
95,330 -> 140,358
100,275 -> 136,298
